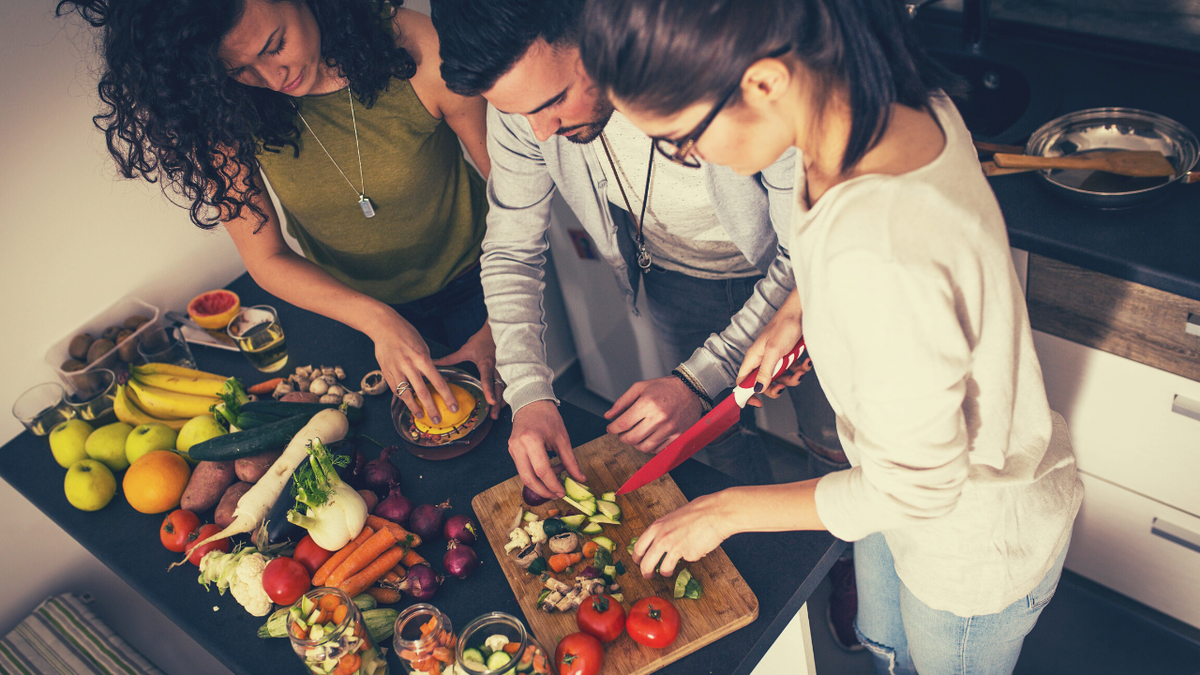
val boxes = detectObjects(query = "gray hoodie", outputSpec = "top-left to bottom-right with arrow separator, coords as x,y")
481,104 -> 798,414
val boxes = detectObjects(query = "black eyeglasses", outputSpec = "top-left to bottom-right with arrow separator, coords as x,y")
652,45 -> 792,169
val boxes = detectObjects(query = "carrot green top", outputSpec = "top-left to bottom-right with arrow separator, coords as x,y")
258,78 -> 487,305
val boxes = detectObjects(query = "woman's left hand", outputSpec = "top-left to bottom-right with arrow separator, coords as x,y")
632,491 -> 734,578
433,321 -> 505,419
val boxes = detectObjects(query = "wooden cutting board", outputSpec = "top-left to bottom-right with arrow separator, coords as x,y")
472,434 -> 758,675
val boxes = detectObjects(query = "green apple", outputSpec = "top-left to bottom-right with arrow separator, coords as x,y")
176,414 -> 227,462
64,459 -> 117,511
49,419 -> 94,468
84,421 -> 134,472
126,422 -> 179,465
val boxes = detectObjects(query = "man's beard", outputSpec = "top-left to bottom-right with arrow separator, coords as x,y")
558,95 -> 616,144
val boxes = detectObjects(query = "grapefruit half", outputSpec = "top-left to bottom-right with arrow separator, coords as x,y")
187,290 -> 241,330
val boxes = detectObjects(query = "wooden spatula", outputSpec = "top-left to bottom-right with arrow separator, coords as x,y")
981,149 -> 1111,177
992,150 -> 1176,177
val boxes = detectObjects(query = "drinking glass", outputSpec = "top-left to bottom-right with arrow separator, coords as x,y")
65,369 -> 118,425
12,382 -> 75,436
137,325 -> 198,369
226,305 -> 289,373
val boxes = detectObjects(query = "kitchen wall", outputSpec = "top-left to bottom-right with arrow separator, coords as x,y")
0,0 -> 574,671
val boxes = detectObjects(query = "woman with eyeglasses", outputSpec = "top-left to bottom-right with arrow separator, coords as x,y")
56,0 -> 502,424
580,0 -> 1082,672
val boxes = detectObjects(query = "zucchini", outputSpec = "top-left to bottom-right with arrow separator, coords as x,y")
674,569 -> 703,600
257,439 -> 354,548
352,593 -> 377,612
588,514 -> 620,526
362,608 -> 399,644
596,500 -> 621,520
563,496 -> 597,516
188,414 -> 311,461
563,476 -> 594,501
580,522 -> 603,535
234,410 -> 287,429
600,491 -> 616,502
240,400 -> 363,424
462,648 -> 485,665
486,652 -> 512,670
590,536 -> 615,553
258,607 -> 291,638
559,514 -> 587,530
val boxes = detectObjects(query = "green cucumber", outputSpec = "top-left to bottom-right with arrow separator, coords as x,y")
486,652 -> 512,670
462,648 -> 485,665
240,400 -> 364,424
187,413 -> 311,461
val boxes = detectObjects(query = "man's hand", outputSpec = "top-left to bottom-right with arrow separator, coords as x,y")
509,400 -> 586,499
604,376 -> 705,454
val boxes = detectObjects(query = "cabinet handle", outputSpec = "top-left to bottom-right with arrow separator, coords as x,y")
1151,518 -> 1200,555
1188,313 -> 1200,338
1172,395 -> 1200,423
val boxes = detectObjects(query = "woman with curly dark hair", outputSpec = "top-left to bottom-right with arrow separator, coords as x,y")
57,0 -> 499,424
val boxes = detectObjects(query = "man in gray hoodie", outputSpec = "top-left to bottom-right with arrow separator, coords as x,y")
432,0 -> 844,500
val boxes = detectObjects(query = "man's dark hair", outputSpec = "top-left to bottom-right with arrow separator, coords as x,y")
432,0 -> 584,96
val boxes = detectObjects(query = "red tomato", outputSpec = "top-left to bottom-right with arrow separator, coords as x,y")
554,632 -> 603,675
292,534 -> 335,576
185,524 -> 231,566
576,594 -> 625,643
626,597 -> 681,649
261,557 -> 311,606
159,510 -> 202,553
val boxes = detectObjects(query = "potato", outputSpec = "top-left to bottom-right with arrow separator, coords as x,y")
280,391 -> 322,403
235,448 -> 283,483
214,481 -> 254,529
180,460 -> 237,513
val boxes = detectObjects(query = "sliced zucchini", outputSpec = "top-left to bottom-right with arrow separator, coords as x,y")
593,547 -> 613,569
674,568 -> 703,599
563,496 -> 597,516
588,513 -> 620,526
580,522 -> 604,535
603,565 -> 618,578
559,514 -> 587,530
611,593 -> 625,603
563,476 -> 594,501
600,491 -> 616,502
301,595 -> 316,615
523,510 -> 540,522
486,651 -> 512,670
627,536 -> 638,554
461,648 -> 485,665
595,500 -> 621,520
590,536 -> 615,552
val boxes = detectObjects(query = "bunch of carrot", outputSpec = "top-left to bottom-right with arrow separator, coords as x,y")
312,515 -> 426,600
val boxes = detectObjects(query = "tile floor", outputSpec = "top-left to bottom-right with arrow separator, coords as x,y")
558,381 -> 1200,675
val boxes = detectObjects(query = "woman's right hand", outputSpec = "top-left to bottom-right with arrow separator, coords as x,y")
371,311 -> 457,425
736,287 -> 810,405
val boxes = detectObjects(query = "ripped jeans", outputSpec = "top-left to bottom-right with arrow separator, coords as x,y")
854,532 -> 1069,675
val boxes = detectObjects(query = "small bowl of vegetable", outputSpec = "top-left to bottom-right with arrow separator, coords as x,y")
391,368 -> 494,460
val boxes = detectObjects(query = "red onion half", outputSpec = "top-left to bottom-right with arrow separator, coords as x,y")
444,540 -> 479,579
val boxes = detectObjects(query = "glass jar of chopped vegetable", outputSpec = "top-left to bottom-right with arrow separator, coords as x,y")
393,603 -> 457,674
287,587 -> 386,675
454,612 -> 552,675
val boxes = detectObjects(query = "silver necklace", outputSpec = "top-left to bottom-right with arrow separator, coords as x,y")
292,86 -> 375,218
599,133 -> 654,270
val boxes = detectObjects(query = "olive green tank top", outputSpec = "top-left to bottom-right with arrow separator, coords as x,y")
258,79 -> 487,305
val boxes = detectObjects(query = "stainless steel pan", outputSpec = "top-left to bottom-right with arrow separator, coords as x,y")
1024,107 -> 1199,209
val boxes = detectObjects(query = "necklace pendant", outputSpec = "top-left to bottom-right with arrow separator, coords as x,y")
358,195 -> 376,218
637,246 -> 652,271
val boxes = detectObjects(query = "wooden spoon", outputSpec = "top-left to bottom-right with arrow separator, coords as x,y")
981,149 -> 1111,177
992,150 -> 1176,177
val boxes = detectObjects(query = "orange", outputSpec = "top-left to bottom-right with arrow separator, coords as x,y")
413,384 -> 477,434
187,289 -> 240,330
122,450 -> 191,514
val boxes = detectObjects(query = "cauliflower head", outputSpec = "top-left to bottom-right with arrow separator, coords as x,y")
230,553 -> 273,617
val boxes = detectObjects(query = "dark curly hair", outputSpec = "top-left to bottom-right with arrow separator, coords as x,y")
57,0 -> 416,229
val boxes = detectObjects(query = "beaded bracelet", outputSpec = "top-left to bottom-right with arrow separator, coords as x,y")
671,367 -> 713,412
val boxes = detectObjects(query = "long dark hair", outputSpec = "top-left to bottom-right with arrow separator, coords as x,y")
56,0 -> 416,228
580,0 -> 959,173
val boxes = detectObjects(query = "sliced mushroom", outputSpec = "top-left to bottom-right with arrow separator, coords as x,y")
334,366 -> 346,380
514,543 -> 543,569
361,370 -> 387,396
547,532 -> 579,555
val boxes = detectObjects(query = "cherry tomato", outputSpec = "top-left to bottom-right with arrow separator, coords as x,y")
576,594 -> 625,643
554,632 -> 603,675
159,509 -> 202,553
185,523 -> 231,566
626,596 -> 681,649
261,557 -> 311,606
292,534 -> 335,576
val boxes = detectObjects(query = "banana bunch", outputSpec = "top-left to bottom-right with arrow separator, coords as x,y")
113,363 -> 230,428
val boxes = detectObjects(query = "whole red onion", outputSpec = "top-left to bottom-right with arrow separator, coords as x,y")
409,500 -> 451,541
374,485 -> 415,526
394,564 -> 441,600
444,540 -> 479,579
443,514 -> 478,545
363,446 -> 402,494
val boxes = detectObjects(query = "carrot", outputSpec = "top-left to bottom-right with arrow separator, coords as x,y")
247,377 -> 285,395
339,546 -> 406,598
328,528 -> 397,588
547,508 -> 560,517
421,616 -> 438,635
367,515 -> 423,548
335,653 -> 361,675
503,642 -> 521,654
366,586 -> 403,604
333,604 -> 348,626
549,552 -> 583,573
401,547 -> 428,568
582,541 -> 599,558
312,526 -> 374,586
433,647 -> 454,663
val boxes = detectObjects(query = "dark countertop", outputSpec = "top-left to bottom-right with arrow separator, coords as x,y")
915,14 -> 1200,302
0,274 -> 843,675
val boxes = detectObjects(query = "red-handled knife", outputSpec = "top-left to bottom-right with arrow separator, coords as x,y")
616,339 -> 807,495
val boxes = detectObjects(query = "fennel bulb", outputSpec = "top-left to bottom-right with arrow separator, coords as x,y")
286,440 -> 368,550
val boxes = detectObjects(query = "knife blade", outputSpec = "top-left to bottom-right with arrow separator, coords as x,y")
164,310 -> 240,351
616,339 -> 807,495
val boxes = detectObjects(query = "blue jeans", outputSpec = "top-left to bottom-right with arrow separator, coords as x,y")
390,264 -> 487,353
854,532 -> 1069,675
